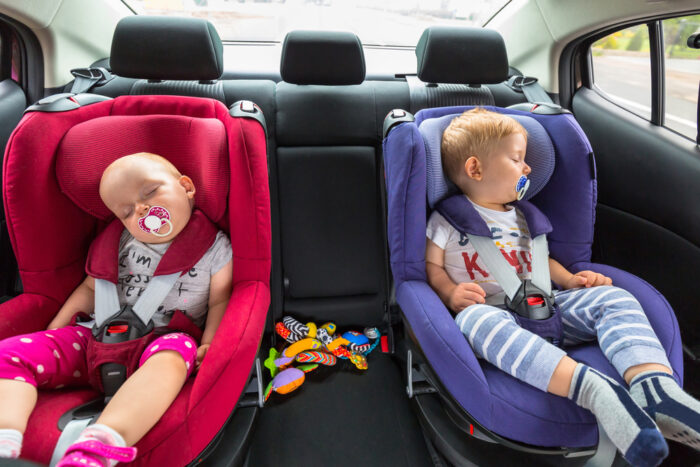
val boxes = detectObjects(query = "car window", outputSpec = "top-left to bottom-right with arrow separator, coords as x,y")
662,14 -> 700,140
590,24 -> 652,121
122,0 -> 511,46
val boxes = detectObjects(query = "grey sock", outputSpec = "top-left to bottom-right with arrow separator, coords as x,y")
568,364 -> 668,467
630,371 -> 700,450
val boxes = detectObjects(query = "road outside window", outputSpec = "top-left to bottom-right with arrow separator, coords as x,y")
662,15 -> 700,140
591,25 -> 652,121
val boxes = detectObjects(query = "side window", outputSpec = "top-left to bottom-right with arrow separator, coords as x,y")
590,25 -> 652,120
662,15 -> 700,140
0,27 -> 22,84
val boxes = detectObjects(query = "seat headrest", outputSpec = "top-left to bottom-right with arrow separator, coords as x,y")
416,27 -> 508,84
56,114 -> 229,222
421,108 -> 555,208
110,16 -> 223,80
280,30 -> 365,85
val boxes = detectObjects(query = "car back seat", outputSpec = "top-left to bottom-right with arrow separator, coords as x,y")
407,26 -> 529,113
246,30 -> 433,467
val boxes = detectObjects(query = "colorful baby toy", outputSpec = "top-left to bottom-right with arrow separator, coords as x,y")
263,316 -> 381,400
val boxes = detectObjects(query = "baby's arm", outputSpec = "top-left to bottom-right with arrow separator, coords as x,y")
549,258 -> 612,289
197,259 -> 233,367
46,276 -> 95,329
426,239 -> 485,313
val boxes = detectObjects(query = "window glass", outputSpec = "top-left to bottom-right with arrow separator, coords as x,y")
662,15 -> 700,140
591,25 -> 652,120
122,0 -> 511,46
10,34 -> 21,83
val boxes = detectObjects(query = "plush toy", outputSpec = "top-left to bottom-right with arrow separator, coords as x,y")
264,316 -> 381,401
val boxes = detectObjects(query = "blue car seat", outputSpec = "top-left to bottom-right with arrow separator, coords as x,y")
382,105 -> 684,460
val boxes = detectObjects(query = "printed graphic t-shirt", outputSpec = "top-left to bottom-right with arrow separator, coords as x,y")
426,197 -> 532,300
116,230 -> 232,327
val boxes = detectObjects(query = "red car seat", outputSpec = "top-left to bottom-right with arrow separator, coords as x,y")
0,93 -> 270,465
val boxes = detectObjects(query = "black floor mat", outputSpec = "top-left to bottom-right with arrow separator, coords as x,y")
246,352 -> 433,467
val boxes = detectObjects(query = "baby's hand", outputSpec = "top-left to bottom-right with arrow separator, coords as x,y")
564,270 -> 612,289
448,282 -> 486,312
196,344 -> 210,370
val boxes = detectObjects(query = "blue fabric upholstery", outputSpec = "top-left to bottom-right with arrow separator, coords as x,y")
421,109 -> 555,208
383,105 -> 684,448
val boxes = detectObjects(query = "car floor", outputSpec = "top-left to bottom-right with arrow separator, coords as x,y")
244,351 -> 433,467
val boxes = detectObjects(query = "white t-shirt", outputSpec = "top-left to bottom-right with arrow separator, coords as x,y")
426,197 -> 532,299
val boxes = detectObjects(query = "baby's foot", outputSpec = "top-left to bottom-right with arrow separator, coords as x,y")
630,371 -> 700,450
56,440 -> 136,467
568,364 -> 668,467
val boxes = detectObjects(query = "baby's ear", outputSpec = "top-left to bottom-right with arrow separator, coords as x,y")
464,156 -> 482,181
179,175 -> 196,198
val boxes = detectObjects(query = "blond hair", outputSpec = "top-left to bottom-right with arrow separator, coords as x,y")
441,108 -> 527,183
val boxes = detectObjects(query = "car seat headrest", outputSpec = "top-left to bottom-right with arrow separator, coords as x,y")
56,114 -> 229,222
280,30 -> 365,85
416,26 -> 508,84
110,16 -> 223,81
421,109 -> 555,208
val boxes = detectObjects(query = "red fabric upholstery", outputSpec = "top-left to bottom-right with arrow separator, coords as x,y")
1,95 -> 270,465
56,114 -> 229,222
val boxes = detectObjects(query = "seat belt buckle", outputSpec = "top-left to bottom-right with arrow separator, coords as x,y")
92,305 -> 154,343
505,279 -> 554,321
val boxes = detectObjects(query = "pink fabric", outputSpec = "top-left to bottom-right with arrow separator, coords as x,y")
2,95 -> 270,465
57,440 -> 136,467
0,327 -> 197,388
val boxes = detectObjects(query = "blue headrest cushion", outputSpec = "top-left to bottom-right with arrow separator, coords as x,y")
422,112 -> 555,208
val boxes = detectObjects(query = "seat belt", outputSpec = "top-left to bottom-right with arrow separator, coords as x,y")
507,75 -> 554,105
467,233 -> 551,300
69,68 -> 113,94
94,273 -> 180,329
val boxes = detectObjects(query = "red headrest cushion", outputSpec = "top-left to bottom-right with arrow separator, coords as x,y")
56,114 -> 229,221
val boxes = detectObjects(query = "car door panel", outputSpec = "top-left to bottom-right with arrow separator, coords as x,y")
573,86 -> 700,345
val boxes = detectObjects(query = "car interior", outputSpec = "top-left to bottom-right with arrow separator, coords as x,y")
0,1 -> 698,466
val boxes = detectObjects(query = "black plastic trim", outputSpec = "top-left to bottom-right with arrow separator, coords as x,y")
649,21 -> 665,126
229,100 -> 267,140
382,109 -> 415,139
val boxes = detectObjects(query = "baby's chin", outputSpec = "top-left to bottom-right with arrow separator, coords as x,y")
124,223 -> 178,244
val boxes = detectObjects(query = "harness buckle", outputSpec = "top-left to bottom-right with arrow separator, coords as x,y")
504,279 -> 555,321
92,305 -> 155,400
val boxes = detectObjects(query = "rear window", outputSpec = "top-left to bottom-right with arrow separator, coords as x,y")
122,0 -> 511,46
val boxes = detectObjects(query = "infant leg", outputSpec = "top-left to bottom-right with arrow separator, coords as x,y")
556,285 -> 670,378
0,326 -> 89,457
94,332 -> 197,446
455,304 -> 667,466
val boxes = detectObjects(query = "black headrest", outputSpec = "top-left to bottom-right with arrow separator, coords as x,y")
416,27 -> 508,84
281,30 -> 365,85
110,16 -> 223,80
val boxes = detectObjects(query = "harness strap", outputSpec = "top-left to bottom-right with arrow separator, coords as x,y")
94,272 -> 181,328
467,233 -> 551,301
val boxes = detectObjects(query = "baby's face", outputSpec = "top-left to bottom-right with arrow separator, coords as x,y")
478,133 -> 530,204
99,156 -> 195,244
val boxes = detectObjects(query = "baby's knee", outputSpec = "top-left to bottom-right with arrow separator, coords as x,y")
139,333 -> 197,377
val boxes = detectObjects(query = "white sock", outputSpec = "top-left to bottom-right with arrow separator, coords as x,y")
0,428 -> 22,458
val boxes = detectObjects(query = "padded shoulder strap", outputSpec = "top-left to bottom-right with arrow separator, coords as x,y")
86,209 -> 219,283
435,195 -> 492,237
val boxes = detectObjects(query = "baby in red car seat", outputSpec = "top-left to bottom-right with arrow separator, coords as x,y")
0,153 -> 232,466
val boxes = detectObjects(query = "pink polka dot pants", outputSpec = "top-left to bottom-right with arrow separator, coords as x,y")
0,327 -> 197,388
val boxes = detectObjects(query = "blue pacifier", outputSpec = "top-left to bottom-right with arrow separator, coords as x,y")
516,175 -> 530,201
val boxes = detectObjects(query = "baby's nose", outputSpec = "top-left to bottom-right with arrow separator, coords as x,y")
136,203 -> 150,217
524,163 -> 531,175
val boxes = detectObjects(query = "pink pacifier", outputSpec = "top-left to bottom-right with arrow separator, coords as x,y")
138,206 -> 173,237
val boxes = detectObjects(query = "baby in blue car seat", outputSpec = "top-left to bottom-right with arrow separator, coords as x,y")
426,108 -> 700,466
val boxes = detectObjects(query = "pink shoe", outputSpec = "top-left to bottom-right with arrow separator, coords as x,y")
56,440 -> 137,467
